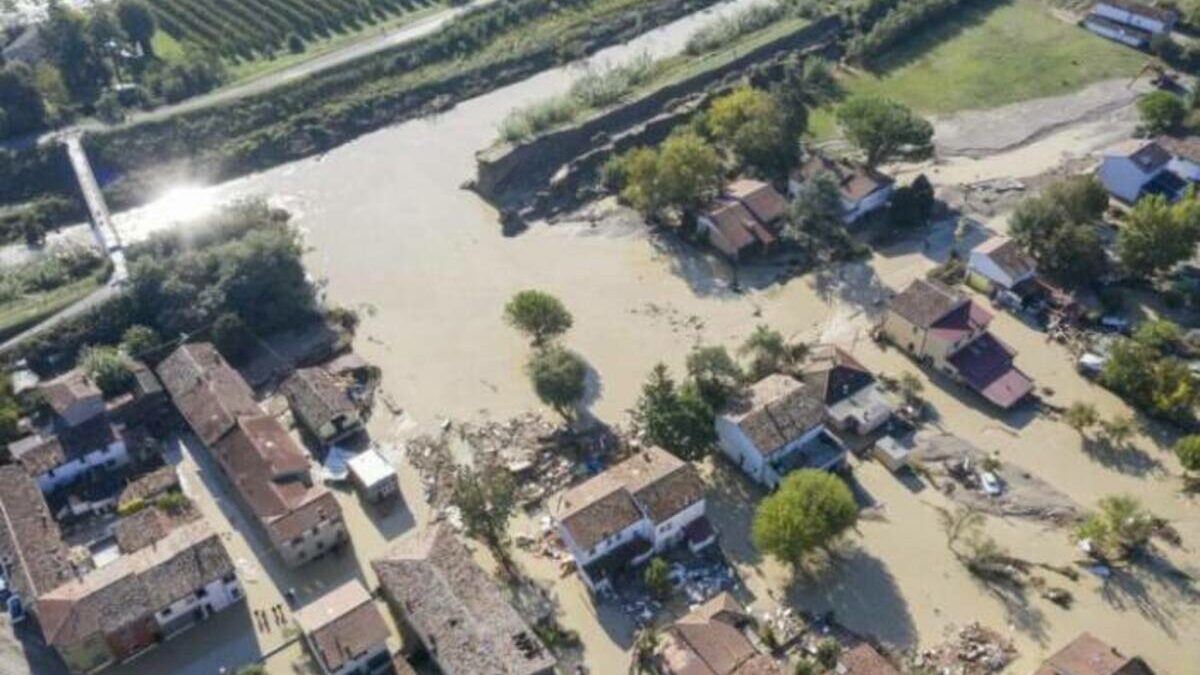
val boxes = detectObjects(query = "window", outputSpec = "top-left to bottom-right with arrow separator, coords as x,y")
291,537 -> 303,547
195,587 -> 208,599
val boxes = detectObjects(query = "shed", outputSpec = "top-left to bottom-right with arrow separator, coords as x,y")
348,449 -> 399,505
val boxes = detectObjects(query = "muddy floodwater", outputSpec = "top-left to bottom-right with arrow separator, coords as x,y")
79,4 -> 1200,673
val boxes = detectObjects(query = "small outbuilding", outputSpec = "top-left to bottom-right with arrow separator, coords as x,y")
282,367 -> 364,445
347,449 -> 400,506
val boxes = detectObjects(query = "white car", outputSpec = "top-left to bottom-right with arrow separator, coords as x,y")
980,472 -> 1003,497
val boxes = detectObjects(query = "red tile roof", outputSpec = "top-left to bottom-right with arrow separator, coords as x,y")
948,333 -> 1033,409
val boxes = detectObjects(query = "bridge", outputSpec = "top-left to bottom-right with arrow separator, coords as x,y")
63,135 -> 128,283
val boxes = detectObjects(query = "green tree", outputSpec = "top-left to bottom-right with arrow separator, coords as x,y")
655,132 -> 723,220
80,345 -> 135,397
120,324 -> 160,357
685,344 -> 742,410
643,557 -> 671,598
836,95 -> 933,167
752,470 -> 858,569
1008,177 -> 1108,285
1073,494 -> 1158,561
526,346 -> 588,422
116,0 -> 157,56
1133,319 -> 1181,353
1100,414 -> 1138,448
1173,435 -> 1200,475
888,173 -> 935,227
1101,337 -> 1198,423
504,289 -> 573,346
784,171 -> 844,252
705,86 -> 795,176
1137,91 -> 1186,134
739,325 -> 804,381
451,464 -> 517,563
41,3 -> 110,102
0,375 -> 22,443
1064,401 -> 1099,436
1118,193 -> 1200,279
212,312 -> 252,364
616,147 -> 663,218
633,364 -> 716,461
0,64 -> 48,139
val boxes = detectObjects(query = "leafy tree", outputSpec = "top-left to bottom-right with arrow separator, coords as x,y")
120,324 -> 160,357
615,147 -> 662,217
1008,177 -> 1108,285
116,0 -> 157,56
1133,319 -> 1182,353
0,374 -> 22,443
1137,91 -> 1187,134
526,346 -> 588,422
0,64 -> 47,139
1046,174 -> 1110,223
1100,414 -> 1138,448
685,344 -> 742,410
836,95 -> 933,167
1174,435 -> 1200,475
1064,401 -> 1099,436
1117,193 -> 1200,279
897,371 -> 924,406
1073,494 -> 1158,561
212,312 -> 252,364
739,325 -> 804,381
504,290 -> 573,346
752,470 -> 858,568
41,3 -> 110,102
633,364 -> 716,461
889,173 -> 935,227
1102,337 -> 1197,423
643,557 -> 671,598
655,132 -> 723,220
783,171 -> 844,252
705,86 -> 795,176
451,464 -> 517,561
80,345 -> 135,397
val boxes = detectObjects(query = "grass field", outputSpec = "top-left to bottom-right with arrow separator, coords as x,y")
0,268 -> 109,342
808,0 -> 1144,138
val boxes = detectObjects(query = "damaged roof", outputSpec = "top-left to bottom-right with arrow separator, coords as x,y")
156,343 -> 261,445
720,374 -> 825,456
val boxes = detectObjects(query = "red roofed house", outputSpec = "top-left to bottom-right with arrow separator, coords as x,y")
697,179 -> 787,261
1032,633 -> 1155,675
881,279 -> 1033,409
790,153 -> 894,224
296,580 -> 392,675
658,593 -> 783,675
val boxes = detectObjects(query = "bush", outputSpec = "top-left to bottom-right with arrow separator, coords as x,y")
1137,90 -> 1187,134
80,345 -> 136,397
643,557 -> 671,598
504,290 -> 573,345
685,1 -> 789,55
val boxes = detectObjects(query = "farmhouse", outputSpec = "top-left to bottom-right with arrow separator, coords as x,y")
967,237 -> 1037,298
657,593 -> 783,675
282,367 -> 364,445
372,525 -> 556,675
801,344 -> 894,436
549,446 -> 712,593
0,466 -> 242,675
790,153 -> 894,223
1032,633 -> 1155,675
1097,139 -> 1198,203
716,374 -> 847,487
296,580 -> 392,675
881,279 -> 1034,409
157,343 -> 347,567
696,179 -> 787,261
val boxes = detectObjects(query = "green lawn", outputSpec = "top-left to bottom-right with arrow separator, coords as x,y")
809,0 -> 1144,137
0,269 -> 109,342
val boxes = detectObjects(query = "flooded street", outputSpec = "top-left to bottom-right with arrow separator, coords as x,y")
15,3 -> 1190,672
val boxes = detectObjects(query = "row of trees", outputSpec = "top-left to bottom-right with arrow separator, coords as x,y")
504,290 -> 590,424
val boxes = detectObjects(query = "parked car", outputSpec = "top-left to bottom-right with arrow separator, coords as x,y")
1077,353 -> 1107,377
980,471 -> 1003,497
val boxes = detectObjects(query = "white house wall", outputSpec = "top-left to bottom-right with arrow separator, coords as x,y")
1098,157 -> 1156,202
36,441 -> 129,493
558,518 -> 649,569
715,417 -> 766,483
649,499 -> 706,550
844,186 -> 893,223
276,519 -> 348,568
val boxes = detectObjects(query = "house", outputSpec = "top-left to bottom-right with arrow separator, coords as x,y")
696,179 -> 788,261
716,374 -> 847,488
1090,0 -> 1176,35
549,446 -> 713,593
1096,138 -> 1199,203
791,153 -> 894,223
347,448 -> 400,506
104,361 -> 170,429
967,237 -> 1038,300
295,580 -> 391,675
8,419 -> 130,494
157,343 -> 346,568
658,593 -> 783,675
801,344 -> 893,435
1031,633 -> 1155,675
372,525 -> 557,675
727,178 -> 789,229
0,466 -> 242,675
282,367 -> 363,445
40,370 -> 105,428
1083,13 -> 1153,47
836,643 -> 903,675
881,279 -> 1034,409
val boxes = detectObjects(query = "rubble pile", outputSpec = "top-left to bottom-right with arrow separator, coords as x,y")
911,623 -> 1015,675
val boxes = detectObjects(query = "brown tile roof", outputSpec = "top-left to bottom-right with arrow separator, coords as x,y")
1032,633 -> 1155,675
281,367 -> 358,437
156,343 -> 261,445
0,466 -> 73,601
553,447 -> 706,549
838,643 -> 901,675
113,502 -> 199,554
1154,134 -> 1200,163
117,466 -> 181,509
212,415 -> 341,543
39,370 -> 102,418
801,344 -> 875,406
8,418 -> 122,477
296,580 -> 390,674
37,520 -> 233,650
721,375 -> 825,456
974,238 -> 1036,281
372,525 -> 556,675
705,200 -> 761,254
660,593 -> 781,675
889,279 -> 965,329
796,154 -> 893,202
726,179 -> 788,225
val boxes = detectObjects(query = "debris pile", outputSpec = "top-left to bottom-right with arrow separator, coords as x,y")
911,623 -> 1015,675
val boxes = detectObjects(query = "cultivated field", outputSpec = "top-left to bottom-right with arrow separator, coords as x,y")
809,0 -> 1144,138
